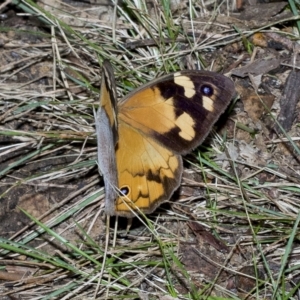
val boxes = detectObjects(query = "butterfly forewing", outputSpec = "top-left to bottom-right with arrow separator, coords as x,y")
119,71 -> 235,154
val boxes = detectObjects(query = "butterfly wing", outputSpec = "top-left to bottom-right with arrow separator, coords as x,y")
114,70 -> 235,217
94,61 -> 119,215
119,71 -> 236,154
115,122 -> 182,216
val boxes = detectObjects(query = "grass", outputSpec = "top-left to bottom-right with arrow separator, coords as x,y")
0,0 -> 300,299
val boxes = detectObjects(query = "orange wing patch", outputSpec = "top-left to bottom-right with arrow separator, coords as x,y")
119,87 -> 196,145
120,87 -> 177,134
115,122 -> 182,216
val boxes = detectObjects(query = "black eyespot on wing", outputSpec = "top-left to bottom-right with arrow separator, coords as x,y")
201,84 -> 214,97
119,186 -> 130,196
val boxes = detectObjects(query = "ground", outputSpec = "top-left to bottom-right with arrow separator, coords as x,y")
0,0 -> 300,299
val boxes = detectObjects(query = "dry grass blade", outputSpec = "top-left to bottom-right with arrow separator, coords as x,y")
0,0 -> 300,299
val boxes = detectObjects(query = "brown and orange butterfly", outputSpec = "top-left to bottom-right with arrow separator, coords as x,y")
94,60 -> 235,218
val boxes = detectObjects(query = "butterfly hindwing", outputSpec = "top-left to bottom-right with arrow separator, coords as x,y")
115,123 -> 182,216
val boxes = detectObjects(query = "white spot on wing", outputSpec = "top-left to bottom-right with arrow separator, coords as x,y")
202,96 -> 214,112
175,112 -> 195,141
174,75 -> 196,98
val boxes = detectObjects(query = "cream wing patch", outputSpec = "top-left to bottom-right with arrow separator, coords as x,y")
174,74 -> 196,98
202,95 -> 214,112
175,112 -> 195,141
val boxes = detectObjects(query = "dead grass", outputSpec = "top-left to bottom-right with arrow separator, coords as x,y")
0,0 -> 300,299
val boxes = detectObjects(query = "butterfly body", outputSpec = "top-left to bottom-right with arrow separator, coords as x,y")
95,61 -> 235,217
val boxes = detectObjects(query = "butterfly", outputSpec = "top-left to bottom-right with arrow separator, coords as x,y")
94,60 -> 235,218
